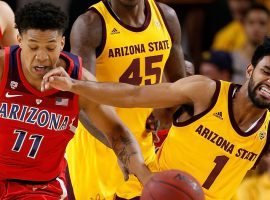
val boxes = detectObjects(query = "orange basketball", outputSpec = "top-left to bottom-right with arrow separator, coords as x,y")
141,170 -> 205,200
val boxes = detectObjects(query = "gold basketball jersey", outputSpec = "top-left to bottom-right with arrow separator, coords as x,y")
153,81 -> 270,200
66,0 -> 172,199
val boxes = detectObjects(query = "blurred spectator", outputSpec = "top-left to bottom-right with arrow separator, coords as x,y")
257,0 -> 270,33
257,0 -> 270,10
232,3 -> 270,84
0,0 -> 18,47
199,50 -> 233,81
212,0 -> 254,52
235,154 -> 270,200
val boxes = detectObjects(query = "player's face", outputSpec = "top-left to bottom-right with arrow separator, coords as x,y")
228,0 -> 252,20
248,56 -> 270,109
18,29 -> 65,80
244,10 -> 269,45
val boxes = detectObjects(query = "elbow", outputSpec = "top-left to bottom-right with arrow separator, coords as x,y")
126,86 -> 141,108
107,123 -> 133,147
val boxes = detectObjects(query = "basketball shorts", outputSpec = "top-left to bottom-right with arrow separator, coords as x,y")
0,173 -> 68,200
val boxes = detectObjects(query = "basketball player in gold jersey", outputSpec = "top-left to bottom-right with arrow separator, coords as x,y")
66,0 -> 185,199
43,37 -> 270,200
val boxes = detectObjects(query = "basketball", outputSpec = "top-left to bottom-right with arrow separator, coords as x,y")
141,170 -> 205,200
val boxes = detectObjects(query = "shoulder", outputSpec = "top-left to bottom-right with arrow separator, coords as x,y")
74,9 -> 103,30
155,2 -> 181,42
71,9 -> 103,39
155,2 -> 180,29
70,9 -> 103,49
0,1 -> 12,12
156,2 -> 178,22
176,75 -> 216,90
0,1 -> 14,20
174,75 -> 218,105
0,1 -> 14,29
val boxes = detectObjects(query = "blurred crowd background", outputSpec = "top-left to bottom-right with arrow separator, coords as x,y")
2,0 -> 270,199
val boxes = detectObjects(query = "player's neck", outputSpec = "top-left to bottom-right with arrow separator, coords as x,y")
109,0 -> 146,27
232,84 -> 267,130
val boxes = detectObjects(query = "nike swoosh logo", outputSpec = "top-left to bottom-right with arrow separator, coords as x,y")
5,92 -> 23,98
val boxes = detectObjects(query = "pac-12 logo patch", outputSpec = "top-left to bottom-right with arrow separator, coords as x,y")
10,81 -> 18,89
259,131 -> 266,140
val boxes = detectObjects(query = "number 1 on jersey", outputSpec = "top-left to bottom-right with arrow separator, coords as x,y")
203,155 -> 229,189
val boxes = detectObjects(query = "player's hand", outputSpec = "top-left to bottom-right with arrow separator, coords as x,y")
41,67 -> 73,92
145,113 -> 160,143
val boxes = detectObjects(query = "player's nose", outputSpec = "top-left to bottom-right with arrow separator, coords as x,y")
35,50 -> 49,62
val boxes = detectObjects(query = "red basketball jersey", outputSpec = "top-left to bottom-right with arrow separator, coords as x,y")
0,45 -> 82,181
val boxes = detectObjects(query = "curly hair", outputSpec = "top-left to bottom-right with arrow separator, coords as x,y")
251,36 -> 270,67
15,1 -> 68,34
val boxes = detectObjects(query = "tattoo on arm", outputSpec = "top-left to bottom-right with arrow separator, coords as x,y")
79,111 -> 111,147
111,134 -> 138,170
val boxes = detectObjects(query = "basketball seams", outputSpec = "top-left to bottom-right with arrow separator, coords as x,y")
141,170 -> 205,200
150,178 -> 193,199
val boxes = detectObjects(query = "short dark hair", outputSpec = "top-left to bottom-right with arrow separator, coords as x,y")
244,3 -> 270,19
15,1 -> 68,34
251,37 -> 270,67
202,51 -> 233,74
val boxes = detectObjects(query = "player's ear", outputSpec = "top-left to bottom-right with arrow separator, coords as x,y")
60,36 -> 65,51
17,34 -> 22,47
246,64 -> 254,78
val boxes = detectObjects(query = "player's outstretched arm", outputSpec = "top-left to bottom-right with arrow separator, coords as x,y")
79,95 -> 151,184
42,67 -> 216,110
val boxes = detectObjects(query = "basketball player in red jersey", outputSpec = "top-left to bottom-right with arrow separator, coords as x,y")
0,2 -> 150,199
67,0 -> 186,199
0,1 -> 18,47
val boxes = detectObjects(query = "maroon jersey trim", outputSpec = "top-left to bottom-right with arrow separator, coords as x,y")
228,83 -> 267,137
60,51 -> 75,75
173,80 -> 221,127
0,47 -> 10,95
102,0 -> 151,32
78,57 -> 83,81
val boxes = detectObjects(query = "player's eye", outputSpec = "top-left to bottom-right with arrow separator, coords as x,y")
30,47 -> 38,51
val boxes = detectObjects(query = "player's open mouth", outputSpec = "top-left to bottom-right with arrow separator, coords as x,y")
33,66 -> 50,75
259,85 -> 270,99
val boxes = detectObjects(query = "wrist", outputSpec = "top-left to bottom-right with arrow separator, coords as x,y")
70,78 -> 78,93
130,163 -> 151,185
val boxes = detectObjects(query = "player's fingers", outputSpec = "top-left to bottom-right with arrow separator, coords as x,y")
43,67 -> 67,80
152,131 -> 160,143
